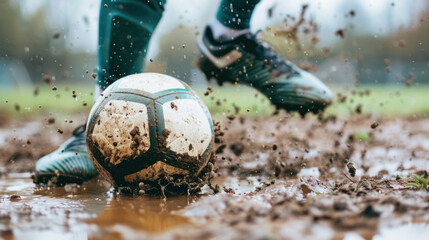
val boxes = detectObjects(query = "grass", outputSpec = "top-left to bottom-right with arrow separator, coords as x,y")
1,83 -> 429,120
354,132 -> 372,142
406,174 -> 429,190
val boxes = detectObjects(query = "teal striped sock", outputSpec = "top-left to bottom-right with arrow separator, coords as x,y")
97,0 -> 166,89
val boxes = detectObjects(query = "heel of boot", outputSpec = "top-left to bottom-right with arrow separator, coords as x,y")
196,54 -> 226,86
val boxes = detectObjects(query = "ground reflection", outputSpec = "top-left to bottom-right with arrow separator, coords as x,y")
1,175 -> 191,239
89,194 -> 190,233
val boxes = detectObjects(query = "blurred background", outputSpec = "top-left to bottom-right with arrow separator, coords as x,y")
0,0 -> 428,118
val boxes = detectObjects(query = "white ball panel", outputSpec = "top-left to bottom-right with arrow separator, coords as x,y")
124,161 -> 189,182
92,100 -> 150,165
88,96 -> 104,128
118,73 -> 186,94
88,84 -> 116,125
162,99 -> 212,157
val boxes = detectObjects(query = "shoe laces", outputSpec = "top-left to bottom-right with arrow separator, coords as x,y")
64,125 -> 87,152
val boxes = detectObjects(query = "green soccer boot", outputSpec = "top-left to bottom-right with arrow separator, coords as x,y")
33,125 -> 98,185
198,26 -> 333,116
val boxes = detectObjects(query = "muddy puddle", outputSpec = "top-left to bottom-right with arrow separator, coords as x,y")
1,173 -> 190,239
1,173 -> 429,240
1,115 -> 429,239
0,173 -> 269,239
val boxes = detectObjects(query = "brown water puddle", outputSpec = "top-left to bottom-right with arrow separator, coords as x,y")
0,173 -> 268,240
2,172 -> 429,240
0,173 -> 192,239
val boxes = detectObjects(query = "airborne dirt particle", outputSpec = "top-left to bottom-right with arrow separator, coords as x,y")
268,7 -> 274,18
384,58 -> 391,65
57,128 -> 64,134
370,121 -> 380,129
337,93 -> 347,103
216,144 -> 226,154
42,75 -> 52,84
48,117 -> 55,124
91,73 -> 97,79
355,104 -> 362,114
335,29 -> 345,38
230,143 -> 245,156
227,115 -> 236,121
52,33 -> 60,39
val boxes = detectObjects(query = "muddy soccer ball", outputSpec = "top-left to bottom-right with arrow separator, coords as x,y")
86,73 -> 214,188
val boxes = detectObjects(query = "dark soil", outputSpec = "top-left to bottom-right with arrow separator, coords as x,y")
1,114 -> 429,239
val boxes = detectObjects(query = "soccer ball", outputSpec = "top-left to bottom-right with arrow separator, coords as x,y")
86,73 -> 214,189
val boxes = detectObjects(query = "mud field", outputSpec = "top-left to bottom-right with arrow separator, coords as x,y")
1,112 -> 429,240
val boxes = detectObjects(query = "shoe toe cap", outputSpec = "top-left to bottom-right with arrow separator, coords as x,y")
35,151 -> 97,178
289,70 -> 333,104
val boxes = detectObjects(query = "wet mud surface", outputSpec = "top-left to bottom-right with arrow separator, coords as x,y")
1,114 -> 429,239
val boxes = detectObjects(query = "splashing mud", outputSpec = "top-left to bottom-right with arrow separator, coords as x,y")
1,115 -> 429,239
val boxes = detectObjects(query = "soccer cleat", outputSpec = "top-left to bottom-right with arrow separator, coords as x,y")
33,125 -> 98,185
197,26 -> 333,115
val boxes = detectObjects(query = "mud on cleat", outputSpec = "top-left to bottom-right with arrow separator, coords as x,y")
197,26 -> 333,116
33,125 -> 98,185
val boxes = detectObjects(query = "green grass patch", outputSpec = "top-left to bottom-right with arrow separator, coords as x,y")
406,174 -> 429,190
1,84 -> 428,119
354,132 -> 372,142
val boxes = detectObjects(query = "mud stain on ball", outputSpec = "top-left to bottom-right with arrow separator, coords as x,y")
92,100 -> 150,165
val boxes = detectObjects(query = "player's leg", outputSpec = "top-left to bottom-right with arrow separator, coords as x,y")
97,0 -> 166,90
198,0 -> 333,115
33,0 -> 166,185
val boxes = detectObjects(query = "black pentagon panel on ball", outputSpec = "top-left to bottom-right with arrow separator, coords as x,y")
86,92 -> 158,185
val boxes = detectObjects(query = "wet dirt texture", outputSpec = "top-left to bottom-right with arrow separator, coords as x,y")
1,113 -> 429,239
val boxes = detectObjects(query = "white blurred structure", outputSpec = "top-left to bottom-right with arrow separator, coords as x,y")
10,0 -> 429,54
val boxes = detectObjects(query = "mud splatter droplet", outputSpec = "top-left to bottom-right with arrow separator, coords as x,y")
370,121 -> 380,129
